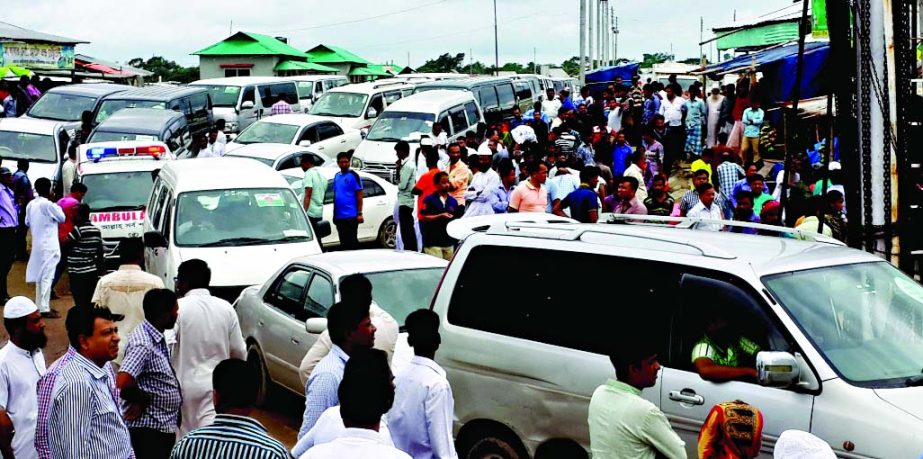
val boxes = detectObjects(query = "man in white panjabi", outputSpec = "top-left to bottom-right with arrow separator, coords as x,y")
706,85 -> 725,148
25,178 -> 64,318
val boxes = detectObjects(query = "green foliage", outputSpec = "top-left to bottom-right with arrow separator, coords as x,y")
561,56 -> 580,77
127,56 -> 199,83
641,52 -> 675,67
416,53 -> 466,73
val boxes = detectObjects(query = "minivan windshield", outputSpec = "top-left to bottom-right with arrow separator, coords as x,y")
195,85 -> 241,108
82,171 -> 156,211
27,93 -> 96,121
96,100 -> 169,124
366,111 -> 435,142
234,121 -> 299,145
174,188 -> 312,247
309,92 -> 368,118
0,131 -> 57,162
764,261 -> 923,388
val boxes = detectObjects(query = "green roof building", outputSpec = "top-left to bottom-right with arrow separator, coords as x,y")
192,32 -> 336,79
304,44 -> 401,82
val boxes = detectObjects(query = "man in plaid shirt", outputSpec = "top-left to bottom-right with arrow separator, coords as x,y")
117,289 -> 181,459
270,95 -> 293,116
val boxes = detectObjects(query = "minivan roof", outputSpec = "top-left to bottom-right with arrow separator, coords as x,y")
101,85 -> 208,101
44,83 -> 132,98
158,157 -> 288,193
414,76 -> 512,90
190,77 -> 297,86
327,80 -> 414,94
93,108 -> 185,133
383,90 -> 477,114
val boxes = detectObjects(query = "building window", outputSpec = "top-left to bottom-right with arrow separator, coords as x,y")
225,68 -> 251,77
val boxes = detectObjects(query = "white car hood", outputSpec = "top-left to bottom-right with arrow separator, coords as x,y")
91,209 -> 146,240
876,387 -> 923,421
355,140 -> 406,164
177,242 -> 321,287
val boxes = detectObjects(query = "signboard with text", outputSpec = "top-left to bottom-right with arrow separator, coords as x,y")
0,42 -> 76,70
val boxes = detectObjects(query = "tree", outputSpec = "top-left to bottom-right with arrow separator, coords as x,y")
641,52 -> 675,68
561,56 -> 580,77
417,53 -> 466,73
127,56 -> 199,83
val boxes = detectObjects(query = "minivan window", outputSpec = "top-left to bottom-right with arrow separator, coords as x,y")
449,107 -> 468,135
297,82 -> 314,101
234,121 -> 300,145
271,83 -> 298,105
196,85 -> 240,108
496,84 -> 516,110
368,94 -> 384,118
82,171 -> 155,212
464,102 -> 480,125
309,92 -> 369,118
476,87 -> 499,112
764,261 -> 923,388
514,81 -> 532,102
0,131 -> 57,163
189,93 -> 210,114
366,111 -> 434,142
174,187 -> 312,247
448,245 -> 674,355
95,100 -> 167,124
27,93 -> 96,121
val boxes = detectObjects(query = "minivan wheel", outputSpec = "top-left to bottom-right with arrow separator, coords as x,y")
247,344 -> 269,406
378,217 -> 397,248
466,433 -> 529,459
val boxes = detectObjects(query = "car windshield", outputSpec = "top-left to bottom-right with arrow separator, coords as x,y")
95,100 -> 168,124
27,93 -> 96,121
88,131 -> 161,143
174,187 -> 313,247
81,171 -> 156,211
365,268 -> 445,326
234,121 -> 299,145
0,131 -> 57,163
366,111 -> 435,142
309,92 -> 368,118
195,85 -> 240,107
763,261 -> 923,388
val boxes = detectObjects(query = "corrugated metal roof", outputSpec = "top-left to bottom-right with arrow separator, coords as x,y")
0,21 -> 87,44
192,32 -> 307,58
275,60 -> 337,73
305,44 -> 371,65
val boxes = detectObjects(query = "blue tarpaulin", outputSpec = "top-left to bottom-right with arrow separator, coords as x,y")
584,63 -> 640,96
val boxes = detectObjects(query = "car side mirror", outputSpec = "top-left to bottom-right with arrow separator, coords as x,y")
314,220 -> 332,239
360,128 -> 369,139
366,107 -> 378,119
306,317 -> 328,334
143,230 -> 167,248
298,140 -> 313,147
241,101 -> 255,110
756,351 -> 801,387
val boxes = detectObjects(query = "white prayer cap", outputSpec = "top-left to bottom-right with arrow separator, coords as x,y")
774,430 -> 836,459
3,297 -> 38,319
828,161 -> 842,171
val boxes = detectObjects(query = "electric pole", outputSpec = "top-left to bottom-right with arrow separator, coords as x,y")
601,1 -> 608,67
588,0 -> 595,70
493,0 -> 499,76
613,16 -> 619,65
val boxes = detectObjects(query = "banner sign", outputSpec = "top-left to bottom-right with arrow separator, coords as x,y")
0,43 -> 76,70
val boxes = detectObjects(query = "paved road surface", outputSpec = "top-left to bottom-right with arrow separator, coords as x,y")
2,260 -> 304,449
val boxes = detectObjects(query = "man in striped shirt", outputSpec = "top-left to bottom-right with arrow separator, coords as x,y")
65,204 -> 103,308
48,306 -> 132,459
170,359 -> 288,459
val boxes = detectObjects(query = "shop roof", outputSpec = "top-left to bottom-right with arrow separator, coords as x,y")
0,21 -> 87,44
275,60 -> 338,73
305,44 -> 371,65
193,32 -> 307,58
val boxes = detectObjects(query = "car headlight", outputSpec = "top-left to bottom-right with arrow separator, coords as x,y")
351,156 -> 364,170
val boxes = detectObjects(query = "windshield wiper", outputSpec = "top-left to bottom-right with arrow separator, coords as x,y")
198,237 -> 268,247
370,137 -> 401,142
905,372 -> 923,387
265,235 -> 310,243
92,204 -> 145,212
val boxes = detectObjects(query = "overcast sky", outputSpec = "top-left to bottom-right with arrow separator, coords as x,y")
7,0 -> 794,69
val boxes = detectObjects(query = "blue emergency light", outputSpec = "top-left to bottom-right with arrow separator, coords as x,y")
87,147 -> 118,162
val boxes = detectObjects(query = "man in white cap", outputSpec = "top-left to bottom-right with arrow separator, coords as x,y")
25,178 -> 64,319
0,296 -> 47,459
462,146 -> 500,218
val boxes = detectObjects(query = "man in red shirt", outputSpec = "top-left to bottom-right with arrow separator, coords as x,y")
52,182 -> 86,295
413,147 -> 441,219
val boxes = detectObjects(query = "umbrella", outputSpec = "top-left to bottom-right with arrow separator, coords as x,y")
0,65 -> 32,78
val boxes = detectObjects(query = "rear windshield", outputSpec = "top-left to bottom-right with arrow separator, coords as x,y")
88,131 -> 161,143
96,100 -> 171,124
195,85 -> 240,107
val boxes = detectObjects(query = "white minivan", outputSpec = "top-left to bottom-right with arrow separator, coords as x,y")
288,75 -> 349,111
189,77 -> 302,135
142,157 -> 323,302
351,90 -> 484,183
433,220 -> 923,458
308,80 -> 415,131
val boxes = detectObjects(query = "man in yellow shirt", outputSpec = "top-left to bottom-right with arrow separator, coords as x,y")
690,148 -> 716,188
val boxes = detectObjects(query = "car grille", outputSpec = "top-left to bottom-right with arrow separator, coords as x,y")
362,161 -> 396,184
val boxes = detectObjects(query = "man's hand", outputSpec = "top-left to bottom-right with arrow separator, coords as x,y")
441,212 -> 454,219
357,215 -> 364,224
124,401 -> 145,421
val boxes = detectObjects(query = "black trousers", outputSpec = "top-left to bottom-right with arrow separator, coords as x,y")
398,206 -> 417,252
663,125 -> 686,173
69,272 -> 99,308
129,427 -> 175,459
334,217 -> 360,250
0,228 -> 14,299
15,210 -> 28,260
308,216 -> 326,252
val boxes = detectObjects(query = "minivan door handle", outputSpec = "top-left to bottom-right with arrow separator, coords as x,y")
669,389 -> 705,405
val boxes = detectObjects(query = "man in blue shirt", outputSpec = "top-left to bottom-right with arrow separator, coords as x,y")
332,151 -> 363,250
12,160 -> 32,261
554,166 -> 601,223
611,132 -> 633,176
0,168 -> 16,303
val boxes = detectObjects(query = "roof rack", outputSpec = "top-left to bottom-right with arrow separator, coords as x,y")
601,214 -> 846,246
487,221 -> 737,259
371,80 -> 411,90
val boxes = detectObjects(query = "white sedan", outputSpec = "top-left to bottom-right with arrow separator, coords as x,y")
234,250 -> 448,399
280,166 -> 397,248
225,114 -> 362,156
226,143 -> 330,171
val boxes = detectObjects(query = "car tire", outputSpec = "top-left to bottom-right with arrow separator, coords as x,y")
247,343 -> 270,407
464,431 -> 529,459
378,217 -> 397,249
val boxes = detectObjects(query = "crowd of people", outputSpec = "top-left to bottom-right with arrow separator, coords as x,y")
0,75 -> 48,118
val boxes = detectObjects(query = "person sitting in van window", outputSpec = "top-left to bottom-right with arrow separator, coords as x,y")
420,172 -> 458,261
691,310 -> 761,382
270,94 -> 293,116
431,123 -> 448,149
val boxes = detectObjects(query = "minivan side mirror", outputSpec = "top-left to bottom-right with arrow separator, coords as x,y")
314,220 -> 332,239
756,351 -> 801,387
360,128 -> 369,139
366,107 -> 378,119
306,317 -> 328,334
241,101 -> 255,110
143,230 -> 167,248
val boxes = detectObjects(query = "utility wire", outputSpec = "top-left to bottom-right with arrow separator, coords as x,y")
273,0 -> 449,33
356,11 -> 547,49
